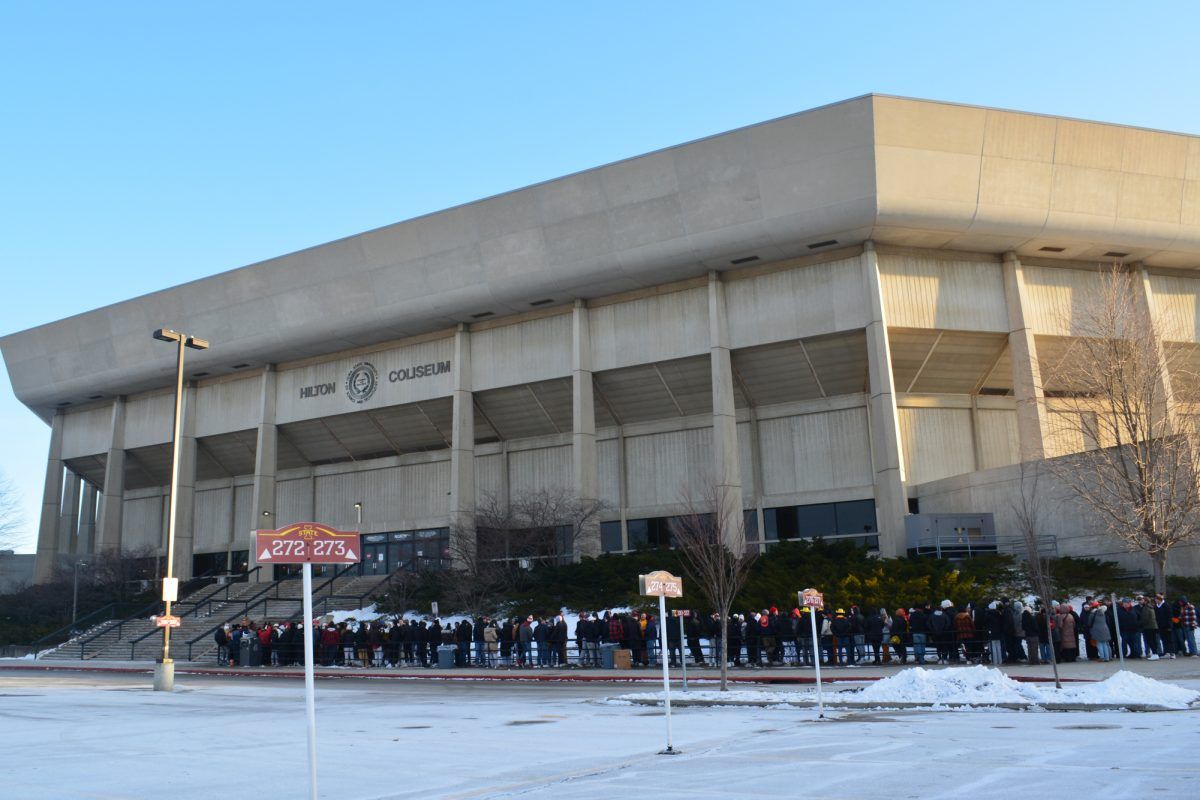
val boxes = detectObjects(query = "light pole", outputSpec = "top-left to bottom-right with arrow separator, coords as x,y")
71,560 -> 88,630
354,503 -> 362,575
152,328 -> 209,692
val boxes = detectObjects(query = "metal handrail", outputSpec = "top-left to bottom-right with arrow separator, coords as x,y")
181,566 -> 264,619
184,565 -> 363,660
69,598 -> 162,660
30,602 -> 118,654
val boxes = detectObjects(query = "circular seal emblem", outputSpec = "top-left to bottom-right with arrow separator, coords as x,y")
344,361 -> 378,404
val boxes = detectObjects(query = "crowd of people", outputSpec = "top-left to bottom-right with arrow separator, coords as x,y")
211,593 -> 1198,669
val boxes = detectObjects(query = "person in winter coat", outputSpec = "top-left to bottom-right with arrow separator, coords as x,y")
1153,594 -> 1176,658
685,613 -> 706,666
928,603 -> 954,664
829,609 -> 854,666
1089,602 -> 1113,661
1020,605 -> 1041,665
908,605 -> 929,664
1137,596 -> 1160,659
864,609 -> 885,664
214,624 -> 231,666
517,616 -> 534,667
890,608 -> 909,664
483,621 -> 499,667
1177,597 -> 1198,657
756,610 -> 777,666
1055,604 -> 1078,662
954,606 -> 977,662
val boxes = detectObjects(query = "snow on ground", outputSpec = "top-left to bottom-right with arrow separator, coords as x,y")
1,671 -> 1197,799
616,666 -> 1200,710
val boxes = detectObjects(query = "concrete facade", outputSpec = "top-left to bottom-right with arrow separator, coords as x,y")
5,95 -> 1200,580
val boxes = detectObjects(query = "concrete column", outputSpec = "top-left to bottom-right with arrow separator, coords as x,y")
77,483 -> 98,555
170,384 -> 198,580
1002,253 -> 1050,461
861,242 -> 908,557
449,325 -> 476,566
95,398 -> 126,554
249,366 -> 278,581
746,407 -> 767,554
57,471 -> 81,557
572,300 -> 600,559
33,413 -> 66,583
1134,264 -> 1178,434
708,272 -> 745,550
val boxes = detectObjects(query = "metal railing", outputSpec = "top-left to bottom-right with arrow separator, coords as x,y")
66,598 -> 163,660
183,564 -> 362,661
30,603 -> 120,655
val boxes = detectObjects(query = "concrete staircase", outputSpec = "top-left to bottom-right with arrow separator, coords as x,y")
37,570 -> 392,663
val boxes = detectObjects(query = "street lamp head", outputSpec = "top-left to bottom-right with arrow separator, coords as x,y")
262,510 -> 272,517
153,328 -> 183,343
353,502 -> 362,510
185,336 -> 210,351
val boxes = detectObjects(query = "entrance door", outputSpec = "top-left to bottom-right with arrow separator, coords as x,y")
362,543 -> 388,576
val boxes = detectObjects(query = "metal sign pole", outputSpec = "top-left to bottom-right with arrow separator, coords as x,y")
658,594 -> 675,754
679,613 -> 688,691
302,562 -> 318,800
806,597 -> 825,719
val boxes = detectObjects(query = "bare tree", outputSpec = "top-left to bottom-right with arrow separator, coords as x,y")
668,484 -> 758,691
1044,265 -> 1200,594
1012,463 -> 1061,688
0,472 -> 25,551
440,489 -> 609,616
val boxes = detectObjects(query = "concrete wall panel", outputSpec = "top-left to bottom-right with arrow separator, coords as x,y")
233,483 -> 253,552
61,406 -> 113,459
275,477 -> 314,528
1021,265 -> 1106,336
590,287 -> 708,372
725,257 -> 866,347
976,408 -> 1019,470
276,336 -> 454,425
759,407 -> 871,496
475,453 -> 504,505
313,460 -> 451,531
195,377 -> 260,437
193,487 -> 233,552
625,427 -> 712,508
598,438 -> 620,509
898,406 -> 976,485
508,445 -> 573,497
123,393 -> 174,449
1148,273 -> 1200,342
878,253 -> 1007,332
471,313 -> 572,391
122,494 -> 163,551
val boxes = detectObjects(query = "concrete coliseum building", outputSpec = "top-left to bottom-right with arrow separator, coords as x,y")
5,94 -> 1200,585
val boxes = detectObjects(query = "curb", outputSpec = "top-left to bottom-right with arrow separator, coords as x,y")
0,662 -> 1091,684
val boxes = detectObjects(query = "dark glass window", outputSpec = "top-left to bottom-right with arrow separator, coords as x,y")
600,521 -> 623,553
231,550 -> 249,574
836,500 -> 877,535
795,503 -> 837,537
192,552 -> 227,578
744,510 -> 759,542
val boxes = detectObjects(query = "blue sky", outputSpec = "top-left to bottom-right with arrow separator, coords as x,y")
2,2 -> 1198,551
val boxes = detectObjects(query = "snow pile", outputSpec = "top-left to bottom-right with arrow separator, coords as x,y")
856,666 -> 1038,705
1051,671 -> 1199,710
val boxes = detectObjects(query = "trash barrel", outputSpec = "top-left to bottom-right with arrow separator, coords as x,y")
600,643 -> 618,669
248,636 -> 262,667
239,636 -> 252,667
437,644 -> 457,669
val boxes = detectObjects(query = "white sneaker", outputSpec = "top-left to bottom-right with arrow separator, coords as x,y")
1147,653 -> 1159,660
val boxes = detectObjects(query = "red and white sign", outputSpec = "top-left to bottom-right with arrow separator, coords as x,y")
255,522 -> 362,564
155,615 -> 181,628
639,570 -> 684,598
800,588 -> 824,610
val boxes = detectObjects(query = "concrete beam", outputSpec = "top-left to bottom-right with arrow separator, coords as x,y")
861,242 -> 908,557
95,398 -> 126,554
709,272 -> 745,550
33,413 -> 65,583
572,300 -> 600,559
57,470 -> 81,557
1002,253 -> 1050,460
249,366 -> 277,581
450,325 -> 475,566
